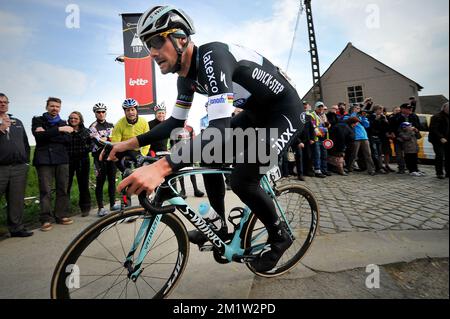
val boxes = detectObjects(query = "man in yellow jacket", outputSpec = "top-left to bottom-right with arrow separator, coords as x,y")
111,98 -> 150,156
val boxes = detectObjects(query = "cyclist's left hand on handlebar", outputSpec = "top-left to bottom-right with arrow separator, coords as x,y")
117,158 -> 173,197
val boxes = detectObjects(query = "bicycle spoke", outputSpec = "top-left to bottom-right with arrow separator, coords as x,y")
79,255 -> 119,264
114,225 -> 127,259
139,274 -> 159,294
70,265 -> 125,296
95,238 -> 123,265
100,268 -> 127,299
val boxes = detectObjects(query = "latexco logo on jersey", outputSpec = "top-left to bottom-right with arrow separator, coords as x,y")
203,50 -> 219,94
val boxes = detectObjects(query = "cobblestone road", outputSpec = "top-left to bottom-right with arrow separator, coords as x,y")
288,164 -> 449,235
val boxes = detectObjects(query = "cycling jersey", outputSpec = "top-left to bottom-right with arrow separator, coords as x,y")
135,40 -> 304,243
112,117 -> 150,156
137,41 -> 303,169
89,120 -> 114,156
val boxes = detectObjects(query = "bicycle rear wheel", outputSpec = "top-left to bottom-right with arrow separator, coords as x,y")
243,183 -> 319,277
51,207 -> 189,299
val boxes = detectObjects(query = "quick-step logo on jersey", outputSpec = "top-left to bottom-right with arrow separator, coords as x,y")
274,115 -> 297,155
251,68 -> 285,95
203,50 -> 219,94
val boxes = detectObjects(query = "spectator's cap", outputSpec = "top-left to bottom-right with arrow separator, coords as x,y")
400,122 -> 412,129
302,100 -> 309,105
315,101 -> 325,109
400,103 -> 412,109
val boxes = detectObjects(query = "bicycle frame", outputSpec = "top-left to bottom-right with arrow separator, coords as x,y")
125,167 -> 292,281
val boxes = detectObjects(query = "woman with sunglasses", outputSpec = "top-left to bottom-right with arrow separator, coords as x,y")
67,111 -> 92,217
105,5 -> 305,273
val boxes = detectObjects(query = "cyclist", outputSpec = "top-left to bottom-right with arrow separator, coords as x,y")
111,98 -> 150,157
106,6 -> 304,272
89,103 -> 119,217
147,102 -> 170,157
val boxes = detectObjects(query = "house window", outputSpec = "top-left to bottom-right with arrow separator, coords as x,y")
347,85 -> 364,104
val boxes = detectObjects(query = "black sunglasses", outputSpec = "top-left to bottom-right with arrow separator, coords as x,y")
96,111 -> 105,114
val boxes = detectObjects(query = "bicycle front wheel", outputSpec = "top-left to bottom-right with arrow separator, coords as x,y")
51,207 -> 189,299
243,183 -> 319,277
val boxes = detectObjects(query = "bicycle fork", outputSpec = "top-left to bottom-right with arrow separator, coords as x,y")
123,214 -> 162,282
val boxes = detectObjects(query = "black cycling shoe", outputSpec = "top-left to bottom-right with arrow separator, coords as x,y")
188,225 -> 230,246
249,226 -> 293,273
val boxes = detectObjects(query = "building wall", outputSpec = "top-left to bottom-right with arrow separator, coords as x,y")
303,45 -> 422,113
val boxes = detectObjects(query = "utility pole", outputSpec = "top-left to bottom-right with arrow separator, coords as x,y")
304,0 -> 323,103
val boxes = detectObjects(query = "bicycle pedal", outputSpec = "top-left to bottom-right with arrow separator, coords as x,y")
199,244 -> 214,252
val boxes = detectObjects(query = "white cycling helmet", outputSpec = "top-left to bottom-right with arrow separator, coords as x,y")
137,5 -> 195,73
154,101 -> 166,113
122,98 -> 139,109
93,102 -> 107,113
137,5 -> 195,42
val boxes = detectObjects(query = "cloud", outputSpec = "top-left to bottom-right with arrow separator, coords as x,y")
313,0 -> 449,96
0,10 -> 31,51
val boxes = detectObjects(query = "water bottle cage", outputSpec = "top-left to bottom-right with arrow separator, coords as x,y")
227,207 -> 246,230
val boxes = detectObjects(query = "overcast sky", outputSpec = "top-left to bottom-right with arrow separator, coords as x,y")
0,0 -> 448,145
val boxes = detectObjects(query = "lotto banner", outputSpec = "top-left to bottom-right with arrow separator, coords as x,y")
121,13 -> 157,115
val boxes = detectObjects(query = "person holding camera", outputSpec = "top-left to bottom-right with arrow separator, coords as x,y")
0,93 -> 33,238
344,105 -> 376,175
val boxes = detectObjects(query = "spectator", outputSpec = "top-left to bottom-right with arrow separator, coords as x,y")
89,103 -> 118,217
310,101 -> 331,178
326,105 -> 340,127
0,93 -> 33,237
170,123 -> 205,198
368,105 -> 389,174
409,96 -> 417,113
328,119 -> 354,176
344,109 -> 376,176
32,97 -> 73,231
363,97 -> 374,112
391,106 -> 401,116
67,111 -> 92,217
148,102 -> 170,157
301,101 -> 315,177
111,98 -> 150,206
336,102 -> 348,121
111,98 -> 150,156
397,122 -> 423,176
429,102 -> 449,179
388,103 -> 421,174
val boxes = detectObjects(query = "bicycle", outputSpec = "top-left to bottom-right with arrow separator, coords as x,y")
50,142 -> 320,299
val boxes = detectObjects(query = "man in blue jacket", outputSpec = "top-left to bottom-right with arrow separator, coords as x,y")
32,97 -> 74,231
344,105 -> 376,175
